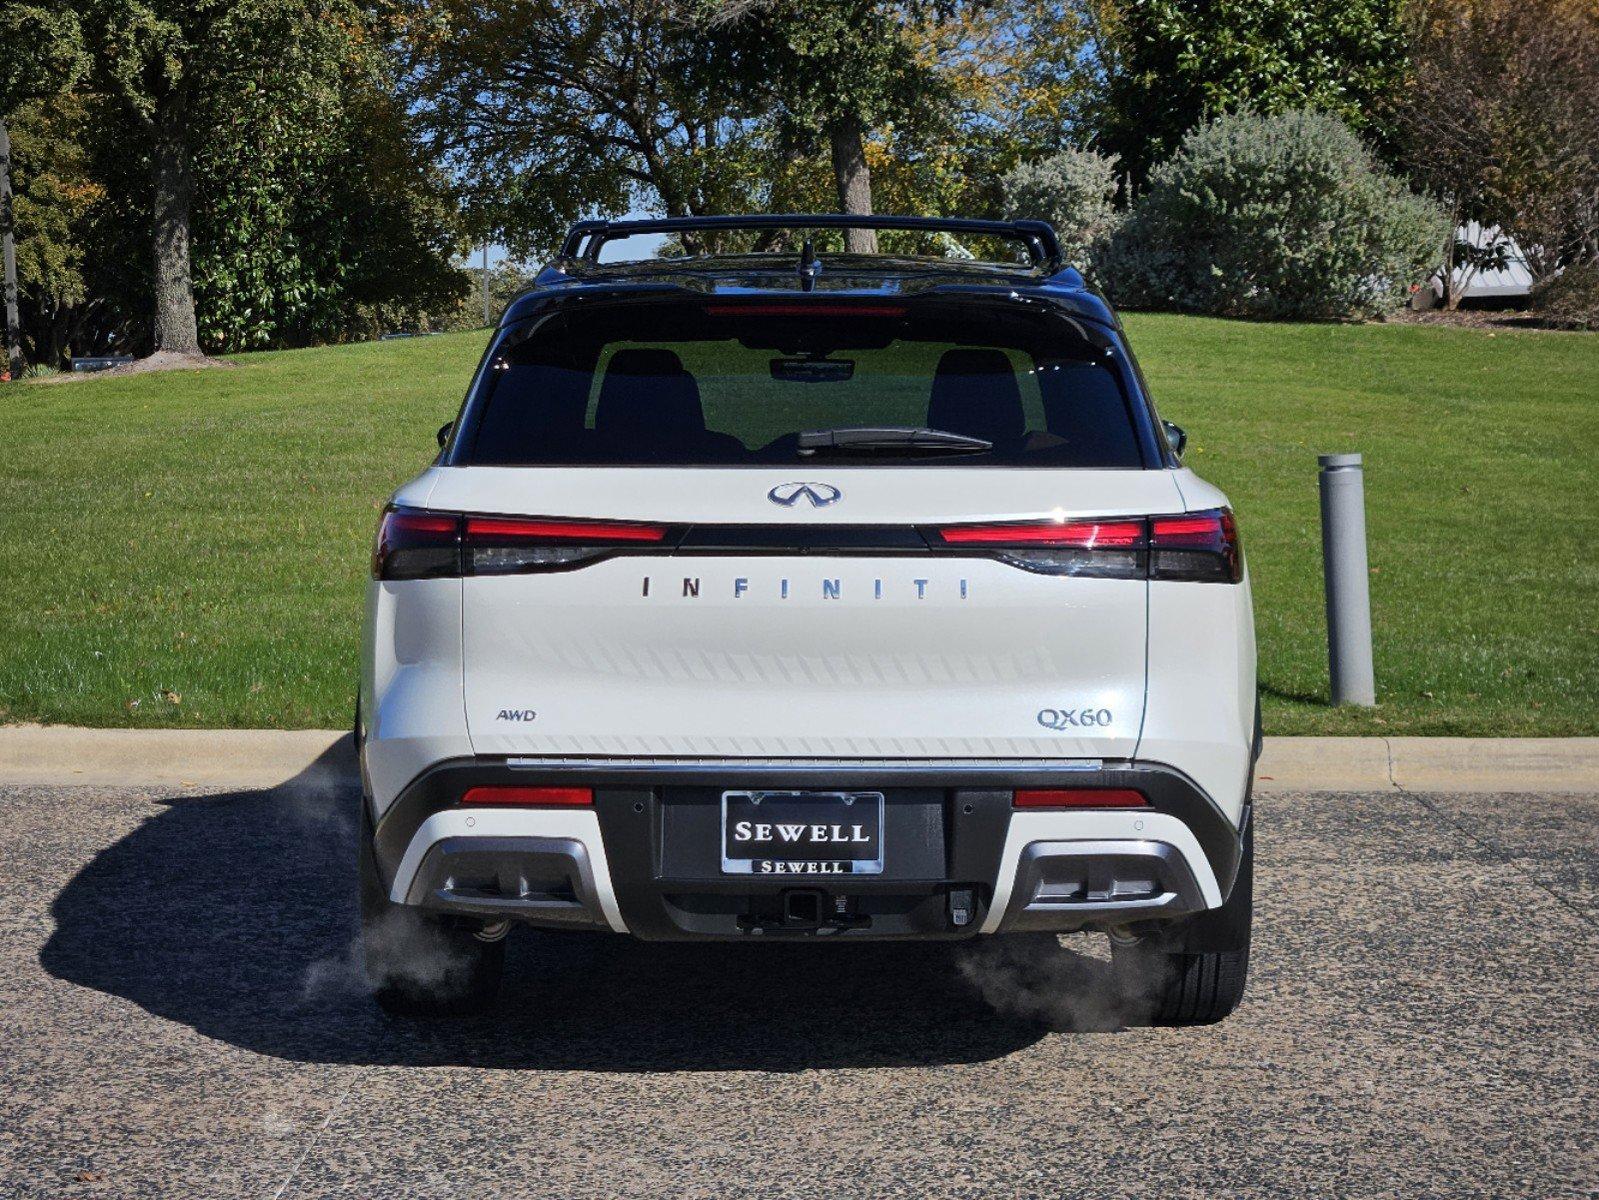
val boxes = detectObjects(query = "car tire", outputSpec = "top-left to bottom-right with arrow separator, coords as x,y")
1112,819 -> 1252,1027
357,809 -> 504,1017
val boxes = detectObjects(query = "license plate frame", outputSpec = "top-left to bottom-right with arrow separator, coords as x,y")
720,790 -> 886,876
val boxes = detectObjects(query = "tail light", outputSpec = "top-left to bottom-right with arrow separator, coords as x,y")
931,508 -> 1240,582
373,507 -> 671,580
1014,788 -> 1149,809
373,509 -> 460,580
463,515 -> 666,574
373,505 -> 1240,582
1149,510 -> 1241,583
460,786 -> 594,807
932,518 -> 1147,579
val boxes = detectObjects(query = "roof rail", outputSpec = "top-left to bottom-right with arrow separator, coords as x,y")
558,214 -> 1063,271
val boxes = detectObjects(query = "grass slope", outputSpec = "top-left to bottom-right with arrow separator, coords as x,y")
2,317 -> 1594,734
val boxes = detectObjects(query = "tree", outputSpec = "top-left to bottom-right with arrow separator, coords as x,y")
1393,0 -> 1599,306
912,0 -> 1106,190
398,0 -> 763,258
2,92 -> 109,368
1095,0 -> 1409,183
185,4 -> 467,350
73,0 -> 464,358
706,0 -> 956,252
7,1 -> 465,363
80,0 -> 218,356
696,0 -> 1103,241
401,1 -> 1007,259
0,2 -> 86,376
80,0 -> 310,358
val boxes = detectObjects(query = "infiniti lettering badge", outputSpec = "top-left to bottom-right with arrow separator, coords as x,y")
768,481 -> 842,508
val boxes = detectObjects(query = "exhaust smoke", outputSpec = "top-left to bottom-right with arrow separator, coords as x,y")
957,933 -> 1168,1031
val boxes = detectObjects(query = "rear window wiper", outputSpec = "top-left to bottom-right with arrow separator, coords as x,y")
797,426 -> 994,456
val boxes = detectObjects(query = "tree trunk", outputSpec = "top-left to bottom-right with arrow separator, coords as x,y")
1440,235 -> 1460,311
150,93 -> 201,356
1439,197 -> 1467,311
828,116 -> 877,255
0,116 -> 21,378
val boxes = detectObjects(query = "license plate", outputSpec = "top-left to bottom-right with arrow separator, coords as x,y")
720,791 -> 885,876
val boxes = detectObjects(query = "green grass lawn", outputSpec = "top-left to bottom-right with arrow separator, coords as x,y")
2,316 -> 1595,734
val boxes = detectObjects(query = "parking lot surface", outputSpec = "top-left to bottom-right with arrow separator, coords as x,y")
1,780 -> 1594,1198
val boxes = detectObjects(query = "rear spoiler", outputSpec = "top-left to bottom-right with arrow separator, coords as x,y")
557,213 -> 1063,272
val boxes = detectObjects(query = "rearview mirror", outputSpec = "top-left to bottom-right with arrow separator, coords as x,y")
437,421 -> 453,449
771,357 -> 855,383
1162,420 -> 1187,459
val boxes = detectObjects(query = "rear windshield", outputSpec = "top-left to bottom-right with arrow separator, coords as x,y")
456,300 -> 1147,468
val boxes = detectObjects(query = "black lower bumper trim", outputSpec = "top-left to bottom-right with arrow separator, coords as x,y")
368,758 -> 1244,940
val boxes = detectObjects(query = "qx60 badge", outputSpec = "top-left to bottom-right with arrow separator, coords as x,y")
1038,706 -> 1115,730
768,481 -> 841,508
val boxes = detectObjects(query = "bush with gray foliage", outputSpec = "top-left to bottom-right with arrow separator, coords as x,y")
1000,149 -> 1121,279
1104,110 -> 1449,321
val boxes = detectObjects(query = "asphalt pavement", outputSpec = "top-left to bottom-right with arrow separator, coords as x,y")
1,779 -> 1595,1198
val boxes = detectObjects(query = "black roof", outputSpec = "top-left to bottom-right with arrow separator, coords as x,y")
501,214 -> 1118,328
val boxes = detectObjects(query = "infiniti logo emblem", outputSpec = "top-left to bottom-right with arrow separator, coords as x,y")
768,481 -> 842,508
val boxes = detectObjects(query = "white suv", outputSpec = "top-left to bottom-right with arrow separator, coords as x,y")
358,215 -> 1258,1024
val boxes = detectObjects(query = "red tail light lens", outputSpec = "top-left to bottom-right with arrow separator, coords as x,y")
463,517 -> 667,543
932,508 -> 1239,583
373,508 -> 461,580
934,519 -> 1146,547
465,515 -> 668,574
1013,788 -> 1149,809
1150,509 -> 1241,583
374,509 -> 672,579
460,786 -> 594,807
932,518 -> 1148,579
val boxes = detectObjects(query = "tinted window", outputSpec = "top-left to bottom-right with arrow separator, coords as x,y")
461,300 -> 1145,468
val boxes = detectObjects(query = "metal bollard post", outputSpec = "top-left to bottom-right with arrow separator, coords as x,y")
1318,454 -> 1377,706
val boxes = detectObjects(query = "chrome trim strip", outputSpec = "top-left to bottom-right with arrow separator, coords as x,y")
505,757 -> 1106,773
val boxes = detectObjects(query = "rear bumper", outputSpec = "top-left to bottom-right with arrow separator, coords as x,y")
368,757 -> 1247,940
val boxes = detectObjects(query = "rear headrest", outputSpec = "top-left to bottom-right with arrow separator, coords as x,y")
927,348 -> 1025,447
596,348 -> 706,439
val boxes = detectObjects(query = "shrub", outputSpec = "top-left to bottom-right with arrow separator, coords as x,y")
1105,110 -> 1449,320
999,148 -> 1123,278
1531,261 -> 1599,331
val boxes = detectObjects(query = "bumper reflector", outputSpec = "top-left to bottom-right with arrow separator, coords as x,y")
460,786 -> 595,807
1013,788 -> 1149,809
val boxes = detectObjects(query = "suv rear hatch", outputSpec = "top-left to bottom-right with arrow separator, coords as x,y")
425,295 -> 1183,762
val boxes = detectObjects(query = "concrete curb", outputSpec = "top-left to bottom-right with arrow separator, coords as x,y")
2,726 -> 1596,794
0,727 -> 356,790
1256,737 -> 1599,794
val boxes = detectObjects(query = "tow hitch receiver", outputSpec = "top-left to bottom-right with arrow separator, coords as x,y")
949,888 -> 976,928
736,890 -> 869,933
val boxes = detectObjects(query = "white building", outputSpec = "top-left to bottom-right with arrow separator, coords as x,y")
1431,222 -> 1534,302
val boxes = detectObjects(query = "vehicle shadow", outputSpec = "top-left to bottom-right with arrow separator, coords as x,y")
39,748 -> 1127,1071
